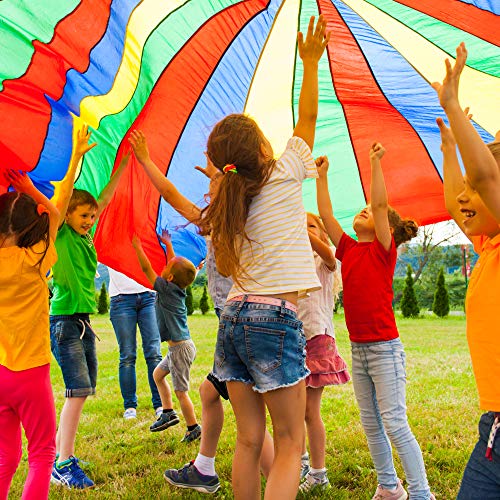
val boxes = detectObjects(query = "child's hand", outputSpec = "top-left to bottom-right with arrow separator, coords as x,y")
298,15 -> 330,66
195,152 -> 219,179
6,169 -> 35,193
369,142 -> 385,161
431,42 -> 467,111
74,124 -> 97,158
437,107 -> 472,151
160,229 -> 171,243
128,130 -> 150,165
131,234 -> 141,248
315,155 -> 329,179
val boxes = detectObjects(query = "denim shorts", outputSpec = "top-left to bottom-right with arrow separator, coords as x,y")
50,314 -> 98,397
213,297 -> 309,393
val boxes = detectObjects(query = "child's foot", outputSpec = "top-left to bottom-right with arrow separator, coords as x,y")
150,410 -> 180,432
123,408 -> 137,419
164,461 -> 220,494
155,406 -> 163,418
372,479 -> 408,500
50,456 -> 95,489
299,470 -> 331,493
181,424 -> 202,443
300,456 -> 310,480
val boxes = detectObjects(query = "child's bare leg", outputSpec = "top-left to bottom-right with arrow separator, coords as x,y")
153,366 -> 173,409
199,379 -> 223,457
57,397 -> 87,462
260,429 -> 275,479
175,390 -> 197,426
305,387 -> 325,469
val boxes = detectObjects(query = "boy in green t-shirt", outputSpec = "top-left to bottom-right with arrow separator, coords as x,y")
49,125 -> 129,489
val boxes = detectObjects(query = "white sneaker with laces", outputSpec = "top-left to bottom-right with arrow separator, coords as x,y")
299,470 -> 331,493
372,479 -> 408,500
123,408 -> 137,419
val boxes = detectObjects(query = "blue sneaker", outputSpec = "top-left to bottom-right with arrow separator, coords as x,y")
51,456 -> 94,489
164,461 -> 220,494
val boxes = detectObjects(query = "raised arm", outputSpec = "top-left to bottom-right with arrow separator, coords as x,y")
369,143 -> 392,251
129,130 -> 200,223
432,43 -> 500,223
7,170 -> 60,242
308,231 -> 336,271
159,229 -> 175,263
293,15 -> 330,151
96,150 -> 130,218
132,235 -> 157,286
57,124 -> 96,225
315,156 -> 343,247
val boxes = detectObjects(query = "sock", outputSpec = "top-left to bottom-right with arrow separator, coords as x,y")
187,423 -> 198,432
310,467 -> 327,476
56,457 -> 72,469
194,453 -> 216,477
163,408 -> 174,414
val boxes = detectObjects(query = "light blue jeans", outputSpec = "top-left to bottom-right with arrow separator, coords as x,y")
351,338 -> 431,499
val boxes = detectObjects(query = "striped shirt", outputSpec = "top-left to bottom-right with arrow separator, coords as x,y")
227,136 -> 321,300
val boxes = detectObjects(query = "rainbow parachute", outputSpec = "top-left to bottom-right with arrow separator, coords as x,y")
0,0 -> 498,284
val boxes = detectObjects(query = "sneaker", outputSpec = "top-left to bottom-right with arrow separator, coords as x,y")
372,479 -> 408,500
150,411 -> 180,432
155,406 -> 163,418
123,408 -> 137,419
181,424 -> 202,443
300,460 -> 310,480
164,461 -> 220,494
50,456 -> 94,489
299,470 -> 331,493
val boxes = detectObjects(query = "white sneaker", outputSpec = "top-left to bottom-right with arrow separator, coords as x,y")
372,479 -> 408,500
123,408 -> 137,419
299,470 -> 331,493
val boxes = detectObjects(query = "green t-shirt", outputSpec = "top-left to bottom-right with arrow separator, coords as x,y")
50,223 -> 98,315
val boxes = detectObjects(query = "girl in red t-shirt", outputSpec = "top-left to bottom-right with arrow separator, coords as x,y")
316,146 -> 434,500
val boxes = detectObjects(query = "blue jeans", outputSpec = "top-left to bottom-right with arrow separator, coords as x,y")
214,297 -> 308,393
110,292 -> 162,410
351,338 -> 431,499
457,412 -> 500,499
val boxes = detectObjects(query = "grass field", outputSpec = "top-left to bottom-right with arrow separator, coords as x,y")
10,313 -> 479,499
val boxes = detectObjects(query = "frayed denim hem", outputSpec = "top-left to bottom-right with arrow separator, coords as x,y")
252,371 -> 309,394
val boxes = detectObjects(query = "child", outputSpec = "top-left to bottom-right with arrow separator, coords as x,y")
0,170 -> 59,500
132,231 -> 201,443
298,212 -> 350,492
197,15 -> 329,499
50,125 -> 129,489
129,131 -> 274,493
316,150 -> 434,500
433,43 -> 500,499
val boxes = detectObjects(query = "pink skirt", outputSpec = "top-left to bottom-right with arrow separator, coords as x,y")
305,334 -> 350,388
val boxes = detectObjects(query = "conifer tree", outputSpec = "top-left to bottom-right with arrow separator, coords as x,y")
97,282 -> 109,314
401,265 -> 420,318
432,267 -> 450,317
186,285 -> 194,315
199,285 -> 210,315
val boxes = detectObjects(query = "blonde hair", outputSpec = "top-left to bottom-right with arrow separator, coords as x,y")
165,257 -> 196,289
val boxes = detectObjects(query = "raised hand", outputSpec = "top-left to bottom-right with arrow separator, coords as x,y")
128,130 -> 150,165
194,152 -> 218,179
160,228 -> 171,244
369,142 -> 385,161
431,42 -> 467,111
437,107 -> 472,151
6,169 -> 35,193
315,155 -> 329,179
298,15 -> 330,65
74,124 -> 97,158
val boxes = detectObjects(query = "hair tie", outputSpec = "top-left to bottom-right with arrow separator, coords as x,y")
37,203 -> 49,216
223,164 -> 237,174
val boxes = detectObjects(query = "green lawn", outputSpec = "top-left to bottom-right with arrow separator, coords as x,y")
10,313 -> 479,499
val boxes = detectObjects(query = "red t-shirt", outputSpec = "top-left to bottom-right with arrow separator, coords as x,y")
336,233 -> 399,343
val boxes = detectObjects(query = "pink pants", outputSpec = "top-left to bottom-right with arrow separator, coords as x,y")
0,364 -> 56,500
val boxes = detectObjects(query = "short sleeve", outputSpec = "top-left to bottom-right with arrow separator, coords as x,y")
25,239 -> 58,277
371,237 -> 397,266
154,277 -> 168,294
336,233 -> 357,262
280,136 -> 317,181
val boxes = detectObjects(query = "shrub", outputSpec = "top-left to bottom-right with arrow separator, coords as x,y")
186,285 -> 194,315
199,285 -> 210,315
401,265 -> 420,318
432,267 -> 450,317
97,282 -> 109,314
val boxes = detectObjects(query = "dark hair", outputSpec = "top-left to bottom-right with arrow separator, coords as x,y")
198,114 -> 274,286
0,192 -> 50,268
68,189 -> 98,214
388,207 -> 418,247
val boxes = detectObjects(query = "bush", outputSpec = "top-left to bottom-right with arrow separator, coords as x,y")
401,265 -> 420,318
432,267 -> 450,317
199,285 -> 210,314
97,282 -> 109,314
186,285 -> 194,315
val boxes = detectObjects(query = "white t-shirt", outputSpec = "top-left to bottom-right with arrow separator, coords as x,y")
227,136 -> 321,300
298,252 -> 339,341
108,268 -> 152,297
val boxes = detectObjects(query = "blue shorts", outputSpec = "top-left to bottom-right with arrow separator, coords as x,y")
50,314 -> 98,398
213,297 -> 309,393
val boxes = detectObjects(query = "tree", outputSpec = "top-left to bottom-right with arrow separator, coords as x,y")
432,267 -> 450,317
186,285 -> 194,315
400,265 -> 420,318
97,282 -> 109,314
199,285 -> 210,315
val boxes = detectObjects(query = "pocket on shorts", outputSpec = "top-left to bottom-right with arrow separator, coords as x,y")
244,325 -> 285,373
215,323 -> 226,368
